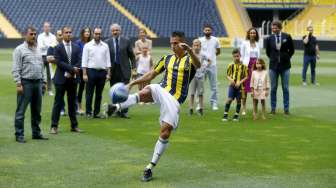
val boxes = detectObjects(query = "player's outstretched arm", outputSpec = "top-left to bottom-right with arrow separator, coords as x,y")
127,70 -> 159,90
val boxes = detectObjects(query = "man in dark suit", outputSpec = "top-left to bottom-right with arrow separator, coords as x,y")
105,23 -> 136,118
50,26 -> 83,134
265,21 -> 295,115
47,29 -> 67,116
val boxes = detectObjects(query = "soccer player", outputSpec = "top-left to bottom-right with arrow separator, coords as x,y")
105,31 -> 200,181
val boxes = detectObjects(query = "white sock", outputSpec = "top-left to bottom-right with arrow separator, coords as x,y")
148,137 -> 169,169
119,94 -> 139,110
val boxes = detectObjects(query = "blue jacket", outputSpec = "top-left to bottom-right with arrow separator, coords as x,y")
53,42 -> 81,84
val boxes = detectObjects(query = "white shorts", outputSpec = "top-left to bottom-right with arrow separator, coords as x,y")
147,84 -> 180,129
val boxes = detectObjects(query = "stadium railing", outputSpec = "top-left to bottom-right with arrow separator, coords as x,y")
240,0 -> 308,8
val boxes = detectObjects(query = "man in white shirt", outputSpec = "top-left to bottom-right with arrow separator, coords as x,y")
37,21 -> 57,96
199,24 -> 221,110
82,27 -> 111,118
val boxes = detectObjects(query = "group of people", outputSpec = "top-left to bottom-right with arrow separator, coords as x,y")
11,20 -> 319,181
12,22 -> 154,138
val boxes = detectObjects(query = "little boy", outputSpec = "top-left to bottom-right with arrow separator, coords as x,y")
222,49 -> 248,121
189,39 -> 210,116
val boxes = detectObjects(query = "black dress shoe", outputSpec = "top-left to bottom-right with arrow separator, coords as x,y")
32,135 -> 49,140
119,113 -> 130,119
93,114 -> 105,119
16,137 -> 26,143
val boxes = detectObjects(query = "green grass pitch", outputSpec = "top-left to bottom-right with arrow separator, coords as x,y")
0,47 -> 335,188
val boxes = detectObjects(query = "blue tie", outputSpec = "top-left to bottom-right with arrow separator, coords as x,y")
115,38 -> 120,64
276,34 -> 280,43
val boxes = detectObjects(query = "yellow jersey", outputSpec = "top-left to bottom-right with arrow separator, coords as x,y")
154,54 -> 196,104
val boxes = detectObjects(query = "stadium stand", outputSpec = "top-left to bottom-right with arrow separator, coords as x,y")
0,0 -> 139,38
107,0 -> 157,38
0,30 -> 4,38
116,0 -> 227,37
240,0 -> 308,8
311,0 -> 336,5
216,0 -> 250,38
283,1 -> 336,38
0,11 -> 21,38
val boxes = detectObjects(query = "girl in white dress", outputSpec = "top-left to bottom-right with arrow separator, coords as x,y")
136,45 -> 153,91
250,58 -> 269,120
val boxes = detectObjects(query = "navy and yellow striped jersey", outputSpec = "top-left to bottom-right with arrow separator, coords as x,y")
227,62 -> 248,89
154,54 -> 196,104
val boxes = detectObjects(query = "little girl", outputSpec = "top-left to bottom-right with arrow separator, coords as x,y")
250,58 -> 270,120
136,45 -> 153,91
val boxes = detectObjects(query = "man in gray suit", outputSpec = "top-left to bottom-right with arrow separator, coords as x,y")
105,24 -> 136,118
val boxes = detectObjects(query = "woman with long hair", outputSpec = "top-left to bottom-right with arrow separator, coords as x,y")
240,27 -> 261,115
75,27 -> 92,115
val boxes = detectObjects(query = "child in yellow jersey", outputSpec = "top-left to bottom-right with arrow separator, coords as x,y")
222,49 -> 248,121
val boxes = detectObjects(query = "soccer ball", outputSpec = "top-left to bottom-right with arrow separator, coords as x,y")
109,82 -> 129,104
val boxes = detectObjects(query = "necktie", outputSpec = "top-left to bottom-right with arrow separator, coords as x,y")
115,38 -> 120,64
276,34 -> 280,44
64,43 -> 72,78
65,43 -> 71,64
275,34 -> 281,50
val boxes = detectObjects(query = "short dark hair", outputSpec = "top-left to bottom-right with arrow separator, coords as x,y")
203,23 -> 213,30
246,27 -> 259,42
272,20 -> 282,29
62,26 -> 72,33
24,26 -> 36,34
232,48 -> 240,55
171,31 -> 185,40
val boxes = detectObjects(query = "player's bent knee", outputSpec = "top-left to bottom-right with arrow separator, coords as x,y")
139,87 -> 153,103
160,132 -> 170,140
160,123 -> 173,139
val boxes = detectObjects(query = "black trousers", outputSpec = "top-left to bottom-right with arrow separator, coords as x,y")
77,69 -> 85,104
14,79 -> 43,137
110,64 -> 130,115
86,69 -> 107,116
51,78 -> 78,128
